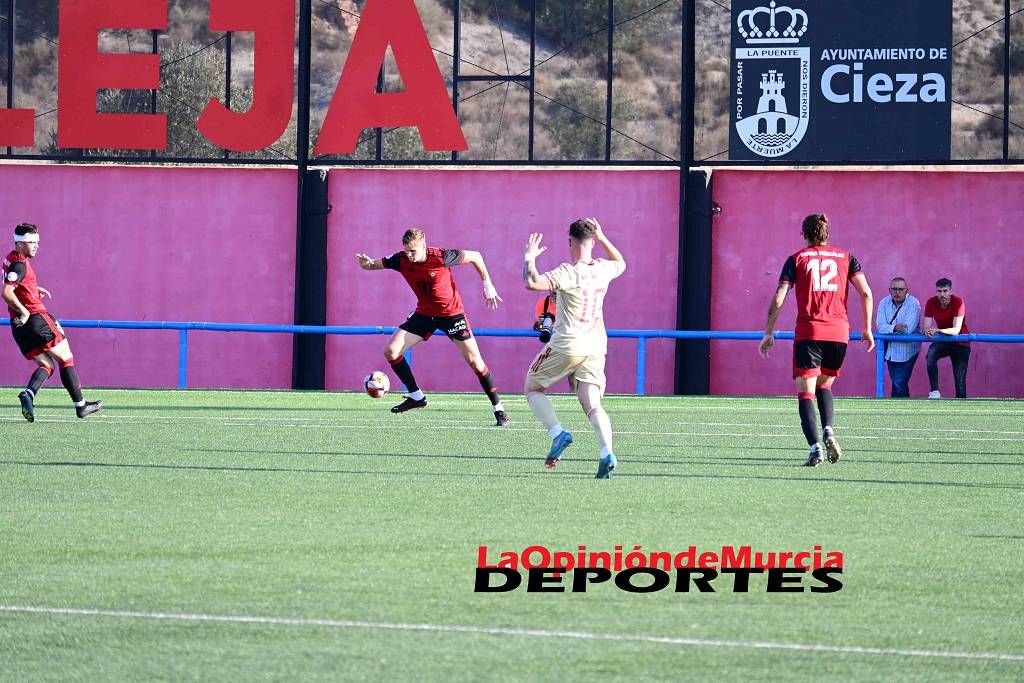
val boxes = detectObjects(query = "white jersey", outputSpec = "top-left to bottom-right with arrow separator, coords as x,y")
542,258 -> 625,356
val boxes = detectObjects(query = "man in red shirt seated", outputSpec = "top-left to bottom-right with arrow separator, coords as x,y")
924,277 -> 970,399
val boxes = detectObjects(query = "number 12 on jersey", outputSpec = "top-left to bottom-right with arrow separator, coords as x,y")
807,258 -> 838,292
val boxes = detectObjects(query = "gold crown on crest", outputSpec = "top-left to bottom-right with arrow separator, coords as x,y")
737,1 -> 808,44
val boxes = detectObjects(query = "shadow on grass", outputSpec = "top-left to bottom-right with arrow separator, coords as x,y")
968,534 -> 1024,540
0,459 -> 556,479
84,405 -> 371,413
647,444 -> 1024,463
3,455 -> 1020,489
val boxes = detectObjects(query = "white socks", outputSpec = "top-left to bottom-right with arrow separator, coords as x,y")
526,392 -> 560,433
588,408 -> 613,455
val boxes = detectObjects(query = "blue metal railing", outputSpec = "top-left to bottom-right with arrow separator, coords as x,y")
2,318 -> 1021,396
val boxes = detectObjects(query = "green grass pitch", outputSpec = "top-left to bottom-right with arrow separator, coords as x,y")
1,389 -> 1022,681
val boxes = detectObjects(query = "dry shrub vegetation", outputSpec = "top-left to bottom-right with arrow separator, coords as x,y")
0,0 -> 1019,161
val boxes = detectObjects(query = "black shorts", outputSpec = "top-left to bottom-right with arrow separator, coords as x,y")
11,311 -> 65,360
793,340 -> 847,379
399,312 -> 473,342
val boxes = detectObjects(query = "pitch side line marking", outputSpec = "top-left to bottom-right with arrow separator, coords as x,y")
1,605 -> 1022,663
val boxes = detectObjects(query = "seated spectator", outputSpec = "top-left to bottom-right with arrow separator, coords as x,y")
875,277 -> 921,397
924,277 -> 970,399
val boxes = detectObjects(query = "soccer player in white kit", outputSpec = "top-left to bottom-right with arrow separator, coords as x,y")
522,218 -> 626,479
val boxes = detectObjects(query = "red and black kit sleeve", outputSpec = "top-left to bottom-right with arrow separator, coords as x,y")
382,253 -> 403,272
849,255 -> 863,278
442,249 -> 464,267
4,261 -> 27,285
779,255 -> 797,285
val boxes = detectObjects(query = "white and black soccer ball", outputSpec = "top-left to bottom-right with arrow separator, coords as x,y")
364,371 -> 390,398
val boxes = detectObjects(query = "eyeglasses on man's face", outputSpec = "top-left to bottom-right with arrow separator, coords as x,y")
890,287 -> 907,292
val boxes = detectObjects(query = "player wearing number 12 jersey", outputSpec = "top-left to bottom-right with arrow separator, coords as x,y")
356,228 -> 509,426
759,214 -> 874,467
522,218 -> 626,479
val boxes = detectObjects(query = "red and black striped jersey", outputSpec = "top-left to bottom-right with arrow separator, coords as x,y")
779,244 -> 864,343
3,251 -> 47,317
383,247 -> 465,317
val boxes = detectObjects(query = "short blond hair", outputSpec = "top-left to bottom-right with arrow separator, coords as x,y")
402,228 -> 425,245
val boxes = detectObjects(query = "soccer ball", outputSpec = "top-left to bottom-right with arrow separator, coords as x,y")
364,371 -> 390,398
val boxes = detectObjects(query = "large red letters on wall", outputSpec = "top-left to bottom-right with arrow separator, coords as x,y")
1,0 -> 467,154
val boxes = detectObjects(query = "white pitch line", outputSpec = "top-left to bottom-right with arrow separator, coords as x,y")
1,605 -> 1021,663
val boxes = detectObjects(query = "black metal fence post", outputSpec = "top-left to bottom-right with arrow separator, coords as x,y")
605,0 -> 614,161
6,0 -> 15,156
675,0 -> 709,395
452,0 -> 461,161
1004,0 -> 1011,160
292,0 -> 328,391
375,63 -> 384,160
528,0 -> 536,161
150,29 -> 158,158
224,30 -> 231,160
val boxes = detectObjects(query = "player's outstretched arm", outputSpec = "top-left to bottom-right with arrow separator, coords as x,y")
759,283 -> 790,357
356,253 -> 385,270
523,233 -> 550,291
586,218 -> 626,271
461,250 -> 502,309
851,273 -> 875,352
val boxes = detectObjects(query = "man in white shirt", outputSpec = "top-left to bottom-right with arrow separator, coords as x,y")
522,218 -> 626,479
875,277 -> 922,397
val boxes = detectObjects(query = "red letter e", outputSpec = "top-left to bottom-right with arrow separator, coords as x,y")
58,0 -> 167,150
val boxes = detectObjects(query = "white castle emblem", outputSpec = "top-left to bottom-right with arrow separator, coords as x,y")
736,70 -> 801,149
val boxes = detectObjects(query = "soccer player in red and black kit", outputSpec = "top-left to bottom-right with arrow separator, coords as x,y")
3,223 -> 102,421
356,228 -> 510,426
759,214 -> 874,467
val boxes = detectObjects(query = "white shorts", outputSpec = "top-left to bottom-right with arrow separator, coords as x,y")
526,347 -> 606,393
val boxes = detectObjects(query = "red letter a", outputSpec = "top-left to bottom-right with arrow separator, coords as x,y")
58,0 -> 167,150
315,0 -> 467,155
196,0 -> 295,152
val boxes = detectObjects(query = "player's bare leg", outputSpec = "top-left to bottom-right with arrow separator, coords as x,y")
18,355 -> 54,423
525,377 -> 572,468
384,329 -> 427,413
46,341 -> 102,418
578,380 -> 616,478
816,375 -> 842,463
453,336 -> 508,426
795,376 -> 823,466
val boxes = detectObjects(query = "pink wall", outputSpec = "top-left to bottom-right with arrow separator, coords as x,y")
0,164 -> 296,389
325,169 -> 681,396
710,170 -> 1024,398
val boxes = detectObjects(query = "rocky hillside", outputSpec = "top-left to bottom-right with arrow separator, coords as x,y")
1,0 -> 1018,160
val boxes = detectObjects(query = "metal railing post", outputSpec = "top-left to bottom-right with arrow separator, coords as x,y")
875,338 -> 885,398
178,329 -> 189,389
635,336 -> 647,396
